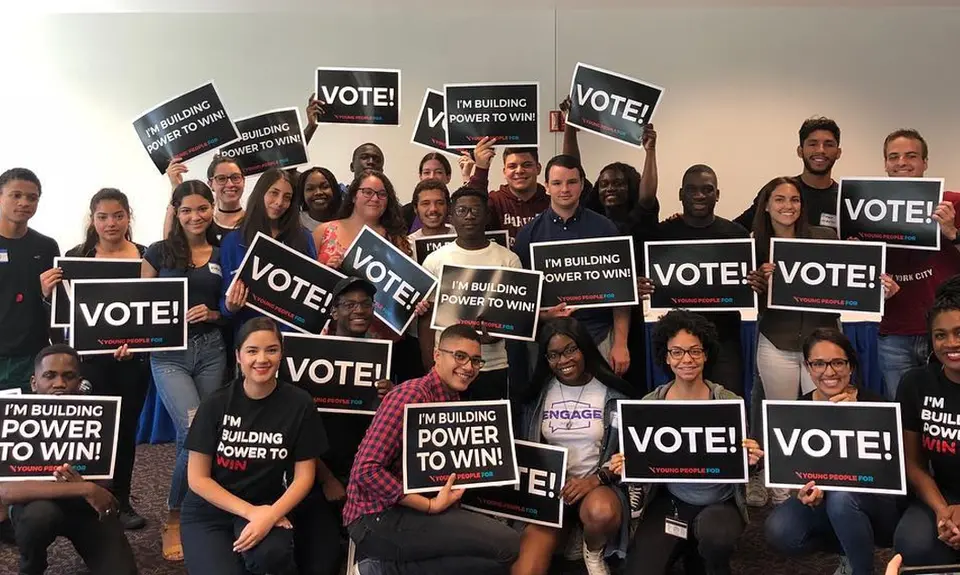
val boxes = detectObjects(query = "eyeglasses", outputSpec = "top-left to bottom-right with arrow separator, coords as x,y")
338,299 -> 374,312
438,348 -> 486,369
546,343 -> 580,363
454,205 -> 483,218
806,359 -> 850,373
213,174 -> 244,185
358,188 -> 388,200
667,347 -> 705,360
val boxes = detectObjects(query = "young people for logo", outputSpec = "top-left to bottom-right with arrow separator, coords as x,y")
0,168 -> 60,394
610,310 -> 763,575
180,318 -> 327,575
0,344 -> 138,575
765,329 -> 899,575
893,277 -> 960,566
343,325 -> 520,574
513,318 -> 635,575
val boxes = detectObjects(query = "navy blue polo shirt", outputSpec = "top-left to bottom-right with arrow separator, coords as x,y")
514,206 -> 620,343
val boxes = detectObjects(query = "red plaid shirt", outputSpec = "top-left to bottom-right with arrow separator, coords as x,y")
342,369 -> 459,526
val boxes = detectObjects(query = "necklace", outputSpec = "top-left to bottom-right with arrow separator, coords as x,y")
558,380 -> 588,430
218,206 -> 243,214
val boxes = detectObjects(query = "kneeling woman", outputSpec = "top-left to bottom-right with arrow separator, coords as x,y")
513,317 -> 635,575
181,318 -> 326,575
764,328 -> 899,575
610,310 -> 762,575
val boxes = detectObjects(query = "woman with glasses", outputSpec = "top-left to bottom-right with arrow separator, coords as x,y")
764,328 -> 898,575
610,310 -> 763,575
165,155 -> 247,245
297,167 -> 341,232
511,317 -> 634,575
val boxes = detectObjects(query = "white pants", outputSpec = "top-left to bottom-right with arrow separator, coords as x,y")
756,333 -> 816,400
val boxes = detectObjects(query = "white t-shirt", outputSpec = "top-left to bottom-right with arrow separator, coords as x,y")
541,377 -> 606,479
422,240 -> 521,371
407,225 -> 454,254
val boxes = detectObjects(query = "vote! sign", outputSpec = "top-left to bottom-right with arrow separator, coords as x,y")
403,400 -> 518,493
618,400 -> 749,483
411,89 -> 453,155
763,400 -> 906,495
444,83 -> 539,149
461,440 -> 567,529
430,264 -> 544,341
315,67 -> 401,126
280,333 -> 392,415
644,239 -> 757,313
218,107 -> 309,176
69,278 -> 187,355
566,63 -> 663,149
0,395 -> 120,481
838,177 -> 945,251
531,236 -> 638,309
230,232 -> 346,334
413,230 -> 509,264
51,257 -> 143,328
768,238 -> 886,315
341,226 -> 437,335
133,81 -> 239,174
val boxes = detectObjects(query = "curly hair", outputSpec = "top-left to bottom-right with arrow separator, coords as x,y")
651,310 -> 719,374
928,274 -> 960,332
338,169 -> 410,255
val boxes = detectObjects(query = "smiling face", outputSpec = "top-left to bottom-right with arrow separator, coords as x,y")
210,161 -> 245,205
419,158 -> 450,184
303,171 -> 334,214
451,194 -> 487,239
885,136 -> 927,178
237,329 -> 282,386
434,335 -> 482,392
176,193 -> 214,237
932,309 -> 960,374
666,329 -> 706,383
354,175 -> 388,220
31,353 -> 82,395
503,152 -> 540,194
805,340 -> 853,398
92,199 -> 130,243
679,171 -> 719,219
766,182 -> 802,229
263,178 -> 294,222
332,287 -> 374,337
546,334 -> 586,384
416,188 -> 448,230
546,164 -> 582,212
0,179 -> 40,226
798,129 -> 841,176
597,168 -> 629,208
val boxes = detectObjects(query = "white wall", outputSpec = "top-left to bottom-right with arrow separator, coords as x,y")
2,7 -> 959,252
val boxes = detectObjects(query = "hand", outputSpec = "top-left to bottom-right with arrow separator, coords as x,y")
608,453 -> 625,476
39,267 -> 63,300
560,475 -> 601,505
936,505 -> 960,548
225,280 -> 249,313
608,343 -> 630,376
797,480 -> 824,507
636,277 -> 655,298
743,438 -> 764,465
429,473 -> 464,514
415,299 -> 432,317
746,263 -> 774,294
458,153 -> 475,183
84,483 -> 119,519
375,378 -> 393,398
666,212 -> 682,222
325,254 -> 343,270
829,386 -> 859,403
166,159 -> 188,188
186,304 -> 219,324
473,136 -> 497,170
558,96 -> 572,116
881,274 -> 900,300
541,302 -> 576,319
306,93 -> 326,127
933,201 -> 958,241
321,477 -> 347,502
884,554 -> 902,575
477,315 -> 498,345
642,123 -> 657,151
53,463 -> 83,483
112,344 -> 133,362
275,516 -> 292,529
235,505 -> 279,553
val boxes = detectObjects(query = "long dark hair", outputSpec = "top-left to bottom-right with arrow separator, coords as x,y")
802,327 -> 861,386
337,169 -> 409,253
751,176 -> 810,262
78,188 -> 133,255
297,166 -> 342,220
235,317 -> 283,352
525,317 -> 635,403
239,168 -> 308,252
583,162 -> 641,216
161,181 -> 217,271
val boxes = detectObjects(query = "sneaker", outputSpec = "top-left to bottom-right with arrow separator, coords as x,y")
582,540 -> 610,575
627,485 -> 645,519
832,555 -> 853,575
118,503 -> 146,530
746,471 -> 768,507
769,487 -> 792,506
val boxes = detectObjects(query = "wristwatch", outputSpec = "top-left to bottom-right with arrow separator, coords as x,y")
597,468 -> 613,486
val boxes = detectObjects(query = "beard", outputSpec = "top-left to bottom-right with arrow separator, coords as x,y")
802,155 -> 836,176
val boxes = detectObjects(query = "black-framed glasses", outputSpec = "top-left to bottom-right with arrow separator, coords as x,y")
358,187 -> 388,200
454,205 -> 482,218
806,359 -> 850,374
667,347 -> 705,360
337,299 -> 374,312
438,348 -> 486,369
213,174 -> 244,185
546,343 -> 580,363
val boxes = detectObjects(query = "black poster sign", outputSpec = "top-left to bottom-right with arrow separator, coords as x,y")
341,226 -> 437,336
838,177 -> 945,251
403,400 -> 518,493
70,278 -> 187,355
644,239 -> 757,312
566,62 -> 663,149
218,108 -> 309,176
618,400 -> 748,483
768,238 -> 886,315
444,83 -> 539,149
230,232 -> 345,334
430,264 -> 543,341
133,82 -> 239,174
763,400 -> 906,495
411,89 -> 454,154
461,440 -> 567,528
531,236 -> 638,309
315,67 -> 401,126
280,333 -> 392,415
51,257 -> 143,328
0,395 -> 121,481
413,230 -> 509,265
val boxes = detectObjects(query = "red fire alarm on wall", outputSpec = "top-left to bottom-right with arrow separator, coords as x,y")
548,110 -> 565,133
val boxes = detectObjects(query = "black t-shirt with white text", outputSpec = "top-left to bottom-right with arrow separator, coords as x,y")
0,229 -> 60,356
898,365 -> 960,491
185,378 -> 327,505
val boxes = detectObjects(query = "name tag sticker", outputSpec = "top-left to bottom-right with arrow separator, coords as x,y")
208,263 -> 222,276
665,516 -> 688,540
0,249 -> 8,263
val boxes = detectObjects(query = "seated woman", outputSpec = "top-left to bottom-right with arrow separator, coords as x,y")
610,310 -> 763,575
513,317 -> 636,575
180,317 -> 326,575
894,276 -> 960,566
764,327 -> 900,575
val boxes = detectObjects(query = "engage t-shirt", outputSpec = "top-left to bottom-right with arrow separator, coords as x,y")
0,229 -> 60,357
540,377 -> 606,478
145,241 -> 223,336
185,379 -> 326,505
897,364 -> 960,490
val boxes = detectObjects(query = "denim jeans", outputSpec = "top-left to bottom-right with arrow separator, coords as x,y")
878,334 -> 929,399
894,492 -> 960,566
151,329 -> 227,509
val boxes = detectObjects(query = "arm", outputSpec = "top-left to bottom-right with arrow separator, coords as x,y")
608,307 -> 631,376
187,451 -> 257,518
0,480 -> 93,505
932,201 -> 960,253
638,124 -> 658,209
903,430 -> 950,515
733,193 -> 760,230
304,94 -> 322,145
141,259 -> 159,278
267,459 -> 315,520
559,97 -> 581,159
467,137 -> 495,194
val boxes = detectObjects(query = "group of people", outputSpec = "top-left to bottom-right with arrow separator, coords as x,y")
0,99 -> 958,575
